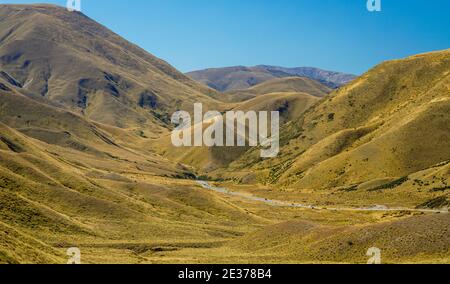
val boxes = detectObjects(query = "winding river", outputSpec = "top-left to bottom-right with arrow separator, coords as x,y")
196,181 -> 448,214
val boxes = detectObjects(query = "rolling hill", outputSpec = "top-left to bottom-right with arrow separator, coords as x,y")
222,76 -> 332,102
158,91 -> 322,171
187,65 -> 356,92
214,49 -> 450,203
231,214 -> 450,264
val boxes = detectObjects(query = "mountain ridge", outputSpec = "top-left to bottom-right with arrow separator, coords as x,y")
187,65 -> 356,91
0,4 -> 222,132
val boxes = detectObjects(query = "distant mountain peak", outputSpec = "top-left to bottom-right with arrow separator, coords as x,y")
187,65 -> 357,92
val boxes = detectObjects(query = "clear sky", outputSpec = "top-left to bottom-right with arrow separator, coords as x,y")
2,0 -> 450,74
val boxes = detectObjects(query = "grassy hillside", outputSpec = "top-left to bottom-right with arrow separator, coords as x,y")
0,4 -> 222,131
230,214 -> 450,264
0,120 -> 269,263
222,77 -> 331,102
217,50 -> 450,194
157,92 -> 322,172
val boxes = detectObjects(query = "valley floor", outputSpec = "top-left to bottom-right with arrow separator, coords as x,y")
5,177 -> 448,264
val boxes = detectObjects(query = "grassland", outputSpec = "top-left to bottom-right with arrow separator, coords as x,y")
0,5 -> 448,264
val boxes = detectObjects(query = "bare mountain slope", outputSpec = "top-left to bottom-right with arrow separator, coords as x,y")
0,4 -> 221,130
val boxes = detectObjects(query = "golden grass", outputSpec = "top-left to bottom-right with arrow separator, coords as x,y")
0,5 -> 448,264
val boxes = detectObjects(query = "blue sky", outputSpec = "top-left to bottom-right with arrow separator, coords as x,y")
2,0 -> 450,74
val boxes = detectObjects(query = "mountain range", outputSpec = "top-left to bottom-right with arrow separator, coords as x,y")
187,65 -> 356,92
0,4 -> 448,264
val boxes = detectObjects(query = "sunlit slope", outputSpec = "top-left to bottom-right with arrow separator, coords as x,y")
0,82 -> 189,175
234,92 -> 321,123
0,121 -> 266,263
0,81 -> 256,263
222,77 -> 332,102
223,49 -> 450,190
0,221 -> 66,264
157,92 -> 321,172
231,214 -> 450,263
0,4 -> 221,131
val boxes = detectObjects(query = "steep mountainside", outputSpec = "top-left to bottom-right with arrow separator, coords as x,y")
187,65 -> 356,91
214,50 -> 450,195
0,4 -> 221,131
